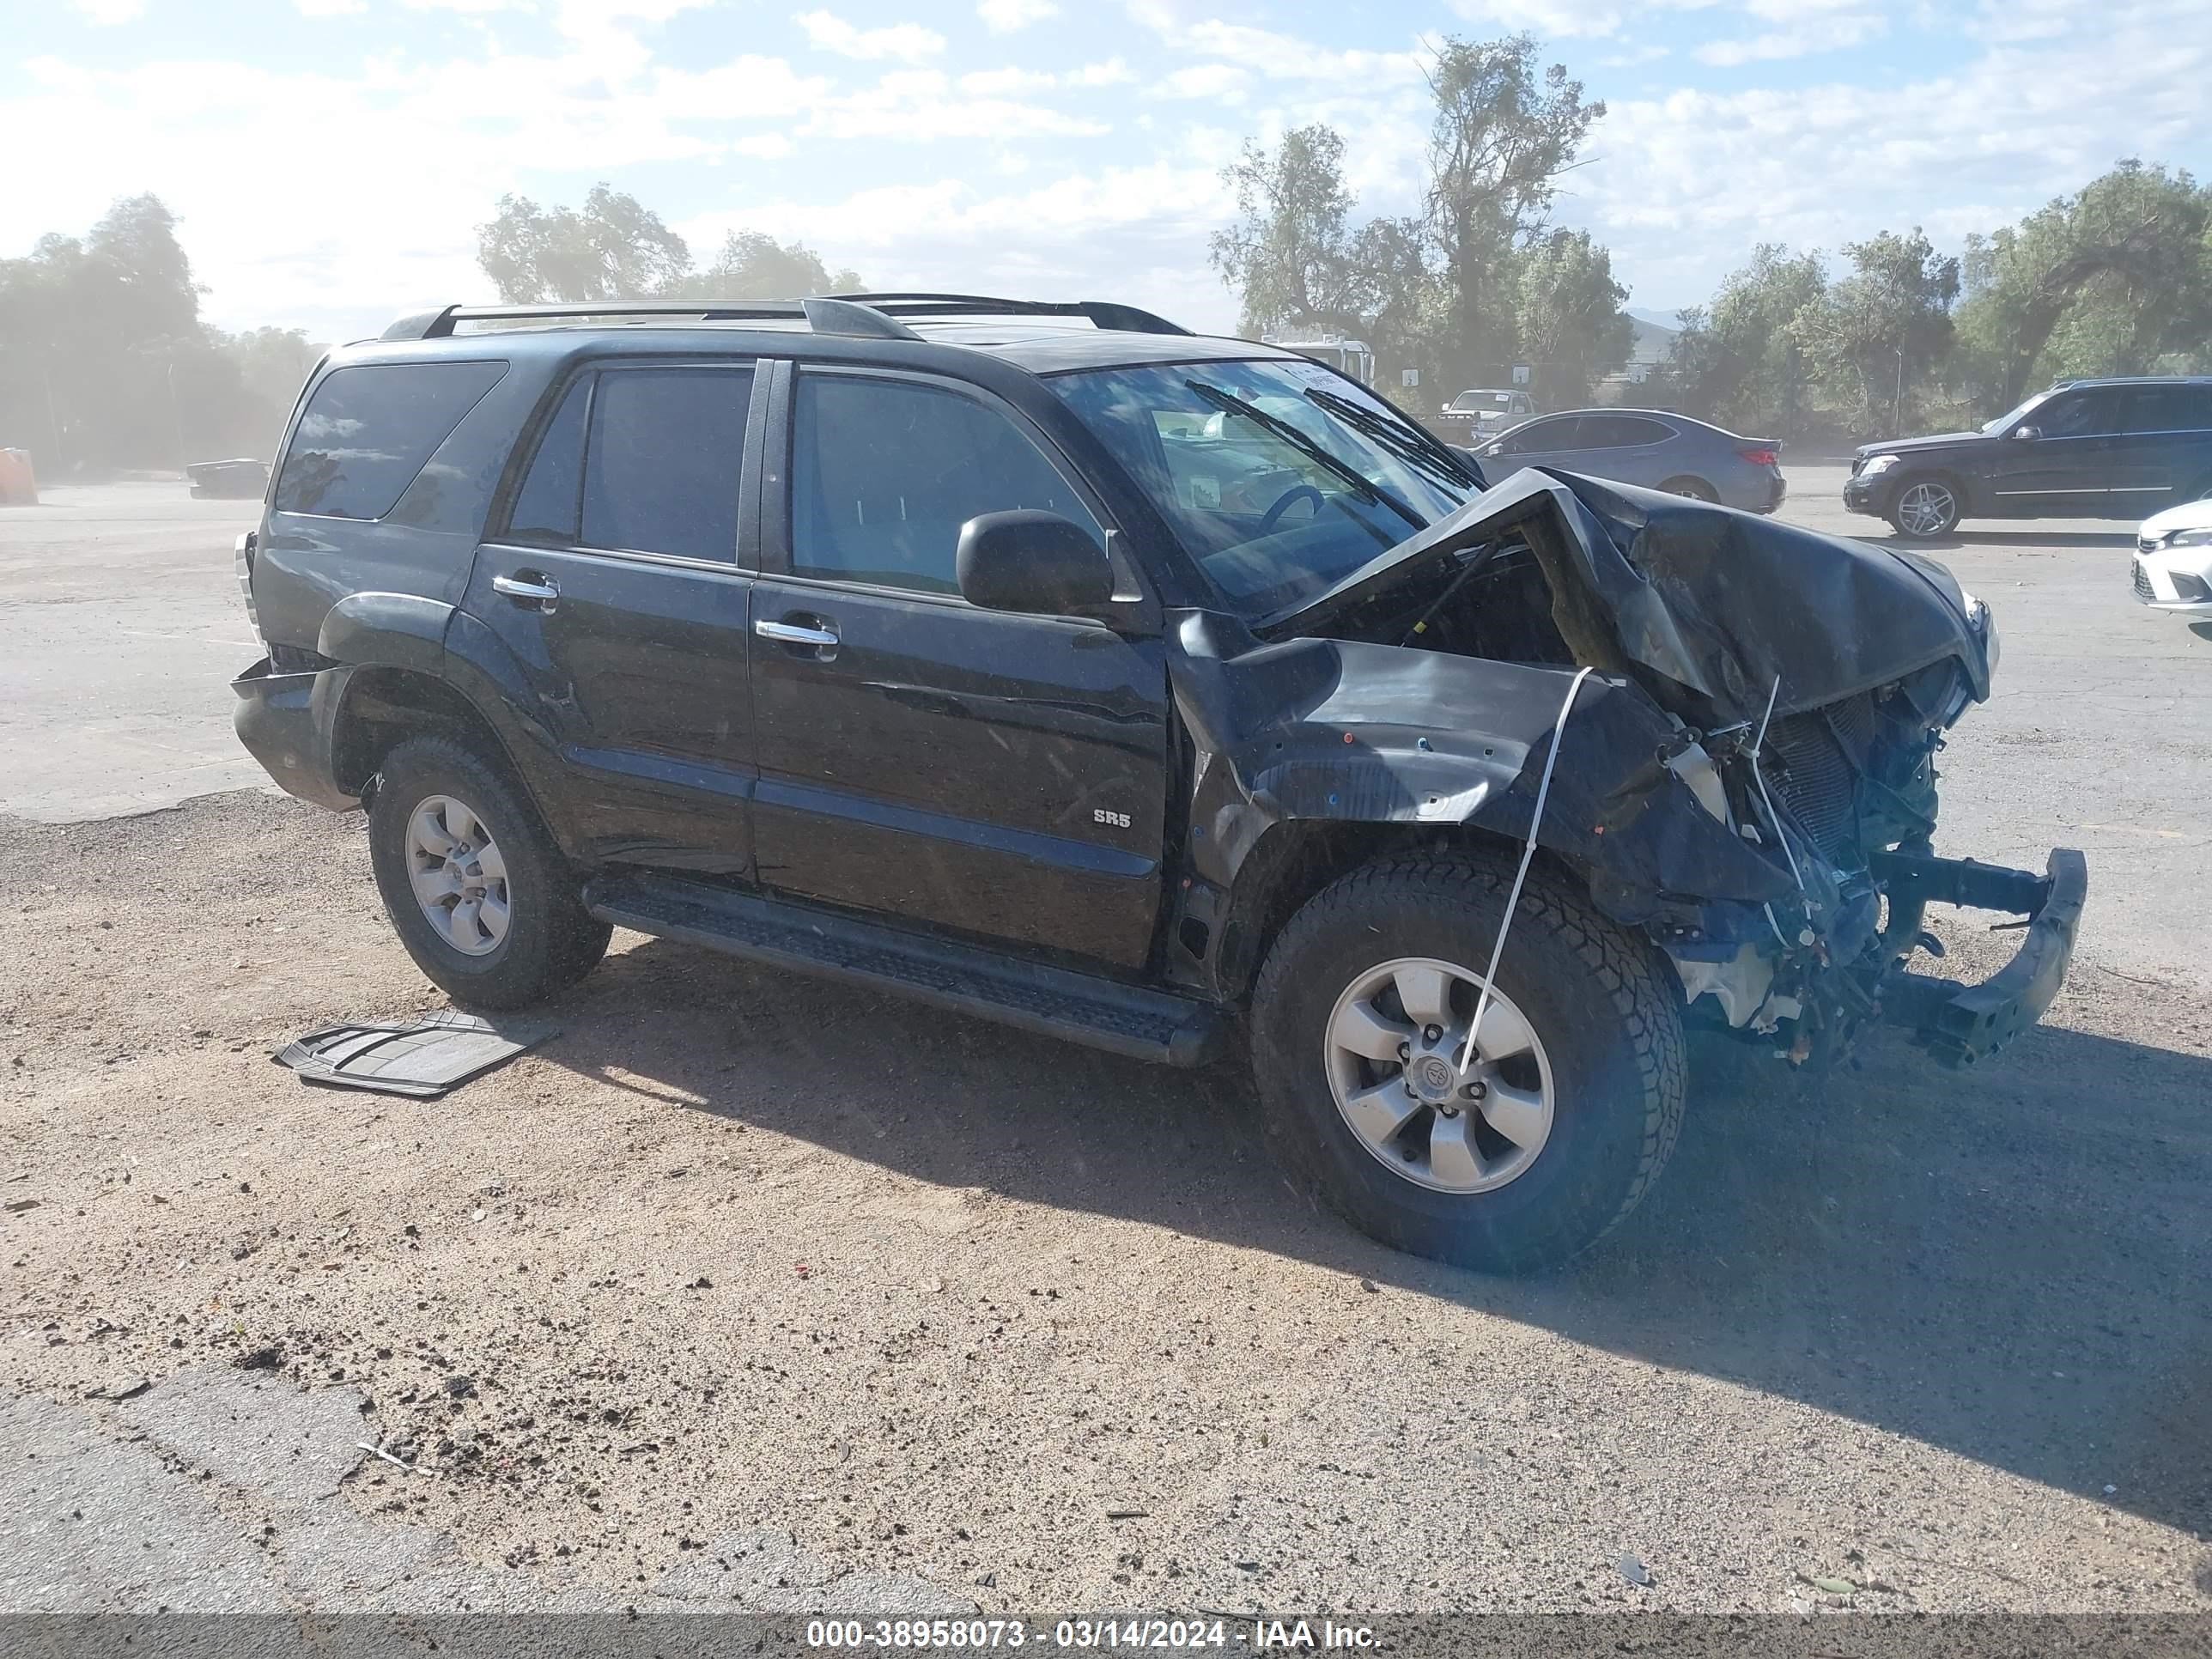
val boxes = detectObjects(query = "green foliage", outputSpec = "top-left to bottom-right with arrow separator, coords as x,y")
0,192 -> 278,470
1952,161 -> 2212,406
477,186 -> 862,307
1648,245 -> 1827,435
1423,34 -> 1603,389
1207,125 -> 1368,335
476,183 -> 693,304
1796,228 -> 1958,436
1515,228 -> 1633,407
1206,37 -> 1616,410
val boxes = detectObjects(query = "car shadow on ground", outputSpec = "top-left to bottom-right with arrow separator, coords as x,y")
537,934 -> 2211,1537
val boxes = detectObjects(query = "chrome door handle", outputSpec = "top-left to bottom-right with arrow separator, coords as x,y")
755,617 -> 838,647
493,573 -> 560,611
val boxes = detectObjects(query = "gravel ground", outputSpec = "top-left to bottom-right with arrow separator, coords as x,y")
1,792 -> 2206,1615
2,468 -> 2209,1619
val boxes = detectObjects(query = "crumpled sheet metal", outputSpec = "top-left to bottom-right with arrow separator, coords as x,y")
1269,467 -> 1989,727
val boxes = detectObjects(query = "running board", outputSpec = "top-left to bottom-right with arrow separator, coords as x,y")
585,873 -> 1228,1067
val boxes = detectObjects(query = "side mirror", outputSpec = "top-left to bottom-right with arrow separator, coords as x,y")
957,510 -> 1115,617
1481,441 -> 1504,458
2013,425 -> 2042,441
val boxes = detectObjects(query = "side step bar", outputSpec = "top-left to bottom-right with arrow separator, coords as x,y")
585,873 -> 1229,1068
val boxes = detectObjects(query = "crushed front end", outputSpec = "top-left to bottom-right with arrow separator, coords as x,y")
1252,466 -> 2086,1073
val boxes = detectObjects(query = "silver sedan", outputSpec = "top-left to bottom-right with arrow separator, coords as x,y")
1469,409 -> 1787,513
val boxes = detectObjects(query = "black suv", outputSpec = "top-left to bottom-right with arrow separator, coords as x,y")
233,292 -> 2083,1272
1845,375 -> 2212,537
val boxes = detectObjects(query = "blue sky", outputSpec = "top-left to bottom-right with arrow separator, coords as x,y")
5,0 -> 2209,344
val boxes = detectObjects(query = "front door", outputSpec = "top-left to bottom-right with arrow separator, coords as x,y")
1985,386 -> 2122,517
467,361 -> 765,875
747,363 -> 1171,969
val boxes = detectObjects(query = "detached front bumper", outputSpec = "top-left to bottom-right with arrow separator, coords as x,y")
1872,847 -> 2087,1067
233,656 -> 359,811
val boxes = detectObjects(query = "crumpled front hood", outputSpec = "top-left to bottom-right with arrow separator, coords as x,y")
1266,468 -> 1991,725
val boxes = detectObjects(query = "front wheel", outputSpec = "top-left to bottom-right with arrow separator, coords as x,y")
1249,853 -> 1686,1273
1888,477 -> 1961,538
368,735 -> 611,1010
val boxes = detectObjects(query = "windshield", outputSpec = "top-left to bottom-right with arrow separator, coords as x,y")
1049,358 -> 1481,618
1979,391 -> 2051,435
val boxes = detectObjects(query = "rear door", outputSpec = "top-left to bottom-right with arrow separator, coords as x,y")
1479,414 -> 1585,479
747,362 -> 1172,969
467,361 -> 764,875
1985,387 -> 2123,516
1564,412 -> 1676,487
2107,384 -> 2212,512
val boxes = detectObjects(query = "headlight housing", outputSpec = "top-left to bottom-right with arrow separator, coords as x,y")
1858,453 -> 1900,477
2160,526 -> 2212,550
1958,586 -> 2001,675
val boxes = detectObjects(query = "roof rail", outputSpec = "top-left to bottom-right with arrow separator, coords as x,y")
833,292 -> 1191,335
376,292 -> 1188,343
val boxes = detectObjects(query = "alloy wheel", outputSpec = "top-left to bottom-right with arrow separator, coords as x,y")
1895,480 -> 1958,536
404,794 -> 511,957
1323,956 -> 1556,1194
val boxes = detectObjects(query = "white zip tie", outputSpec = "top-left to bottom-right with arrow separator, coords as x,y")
1457,665 -> 1598,1079
1747,673 -> 1807,896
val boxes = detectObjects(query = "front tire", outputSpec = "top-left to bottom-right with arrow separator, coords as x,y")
368,735 -> 611,1010
1888,475 -> 1961,538
1249,852 -> 1686,1273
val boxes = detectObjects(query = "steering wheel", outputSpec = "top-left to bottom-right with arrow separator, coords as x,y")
1259,483 -> 1325,533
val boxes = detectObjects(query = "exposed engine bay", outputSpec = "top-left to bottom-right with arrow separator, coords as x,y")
1172,467 -> 2081,1073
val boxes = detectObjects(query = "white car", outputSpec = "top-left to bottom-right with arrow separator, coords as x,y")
2133,497 -> 2212,613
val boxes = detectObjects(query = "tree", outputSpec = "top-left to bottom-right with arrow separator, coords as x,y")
475,184 -> 692,303
1952,161 -> 2212,409
1650,244 -> 1828,435
0,192 -> 224,469
1797,228 -> 1959,436
678,231 -> 862,299
1422,33 -> 1603,387
1513,228 -> 1632,407
1207,125 -> 1369,335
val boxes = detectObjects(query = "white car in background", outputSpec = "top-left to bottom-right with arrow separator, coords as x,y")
2133,497 -> 2212,613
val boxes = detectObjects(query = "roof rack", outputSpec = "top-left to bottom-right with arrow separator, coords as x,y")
380,292 -> 1189,343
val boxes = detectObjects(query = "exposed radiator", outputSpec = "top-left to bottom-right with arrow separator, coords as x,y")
1767,707 -> 1863,865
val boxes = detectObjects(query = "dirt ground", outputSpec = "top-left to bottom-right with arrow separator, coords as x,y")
3,791 -> 2208,1615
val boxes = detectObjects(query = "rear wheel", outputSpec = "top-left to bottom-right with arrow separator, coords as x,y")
1660,476 -> 1717,502
1888,476 -> 1961,538
1249,853 -> 1686,1273
368,736 -> 610,1009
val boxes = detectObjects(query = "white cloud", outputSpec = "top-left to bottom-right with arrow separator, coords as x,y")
734,132 -> 795,158
1068,58 -> 1137,86
976,0 -> 1058,32
793,9 -> 946,63
801,68 -> 1109,139
293,0 -> 367,13
1148,63 -> 1251,102
71,0 -> 146,21
1698,0 -> 1887,64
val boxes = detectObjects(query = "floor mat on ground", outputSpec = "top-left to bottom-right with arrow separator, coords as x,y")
272,1011 -> 556,1098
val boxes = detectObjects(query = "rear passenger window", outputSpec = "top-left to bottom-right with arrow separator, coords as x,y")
792,374 -> 1102,595
276,361 -> 507,520
1579,415 -> 1671,448
583,368 -> 753,560
2120,386 -> 2211,434
507,378 -> 588,543
504,366 -> 753,559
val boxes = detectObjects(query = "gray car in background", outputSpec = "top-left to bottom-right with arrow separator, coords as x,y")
1470,409 -> 1786,514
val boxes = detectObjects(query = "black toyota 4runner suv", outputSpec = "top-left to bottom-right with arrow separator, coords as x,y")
234,293 -> 2084,1273
1846,374 -> 2212,537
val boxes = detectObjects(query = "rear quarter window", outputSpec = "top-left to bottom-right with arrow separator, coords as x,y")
275,361 -> 507,520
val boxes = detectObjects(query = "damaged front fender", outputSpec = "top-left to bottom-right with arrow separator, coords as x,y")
1165,610 -> 1796,999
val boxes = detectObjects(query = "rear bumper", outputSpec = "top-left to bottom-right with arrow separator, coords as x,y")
232,656 -> 358,811
1872,848 -> 2087,1068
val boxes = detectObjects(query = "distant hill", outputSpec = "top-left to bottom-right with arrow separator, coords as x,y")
1627,310 -> 1678,368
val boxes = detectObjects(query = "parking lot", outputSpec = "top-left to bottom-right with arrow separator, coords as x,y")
1,465 -> 2207,1616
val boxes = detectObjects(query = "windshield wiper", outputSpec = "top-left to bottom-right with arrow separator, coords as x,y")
1303,387 -> 1485,493
1183,380 -> 1423,531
